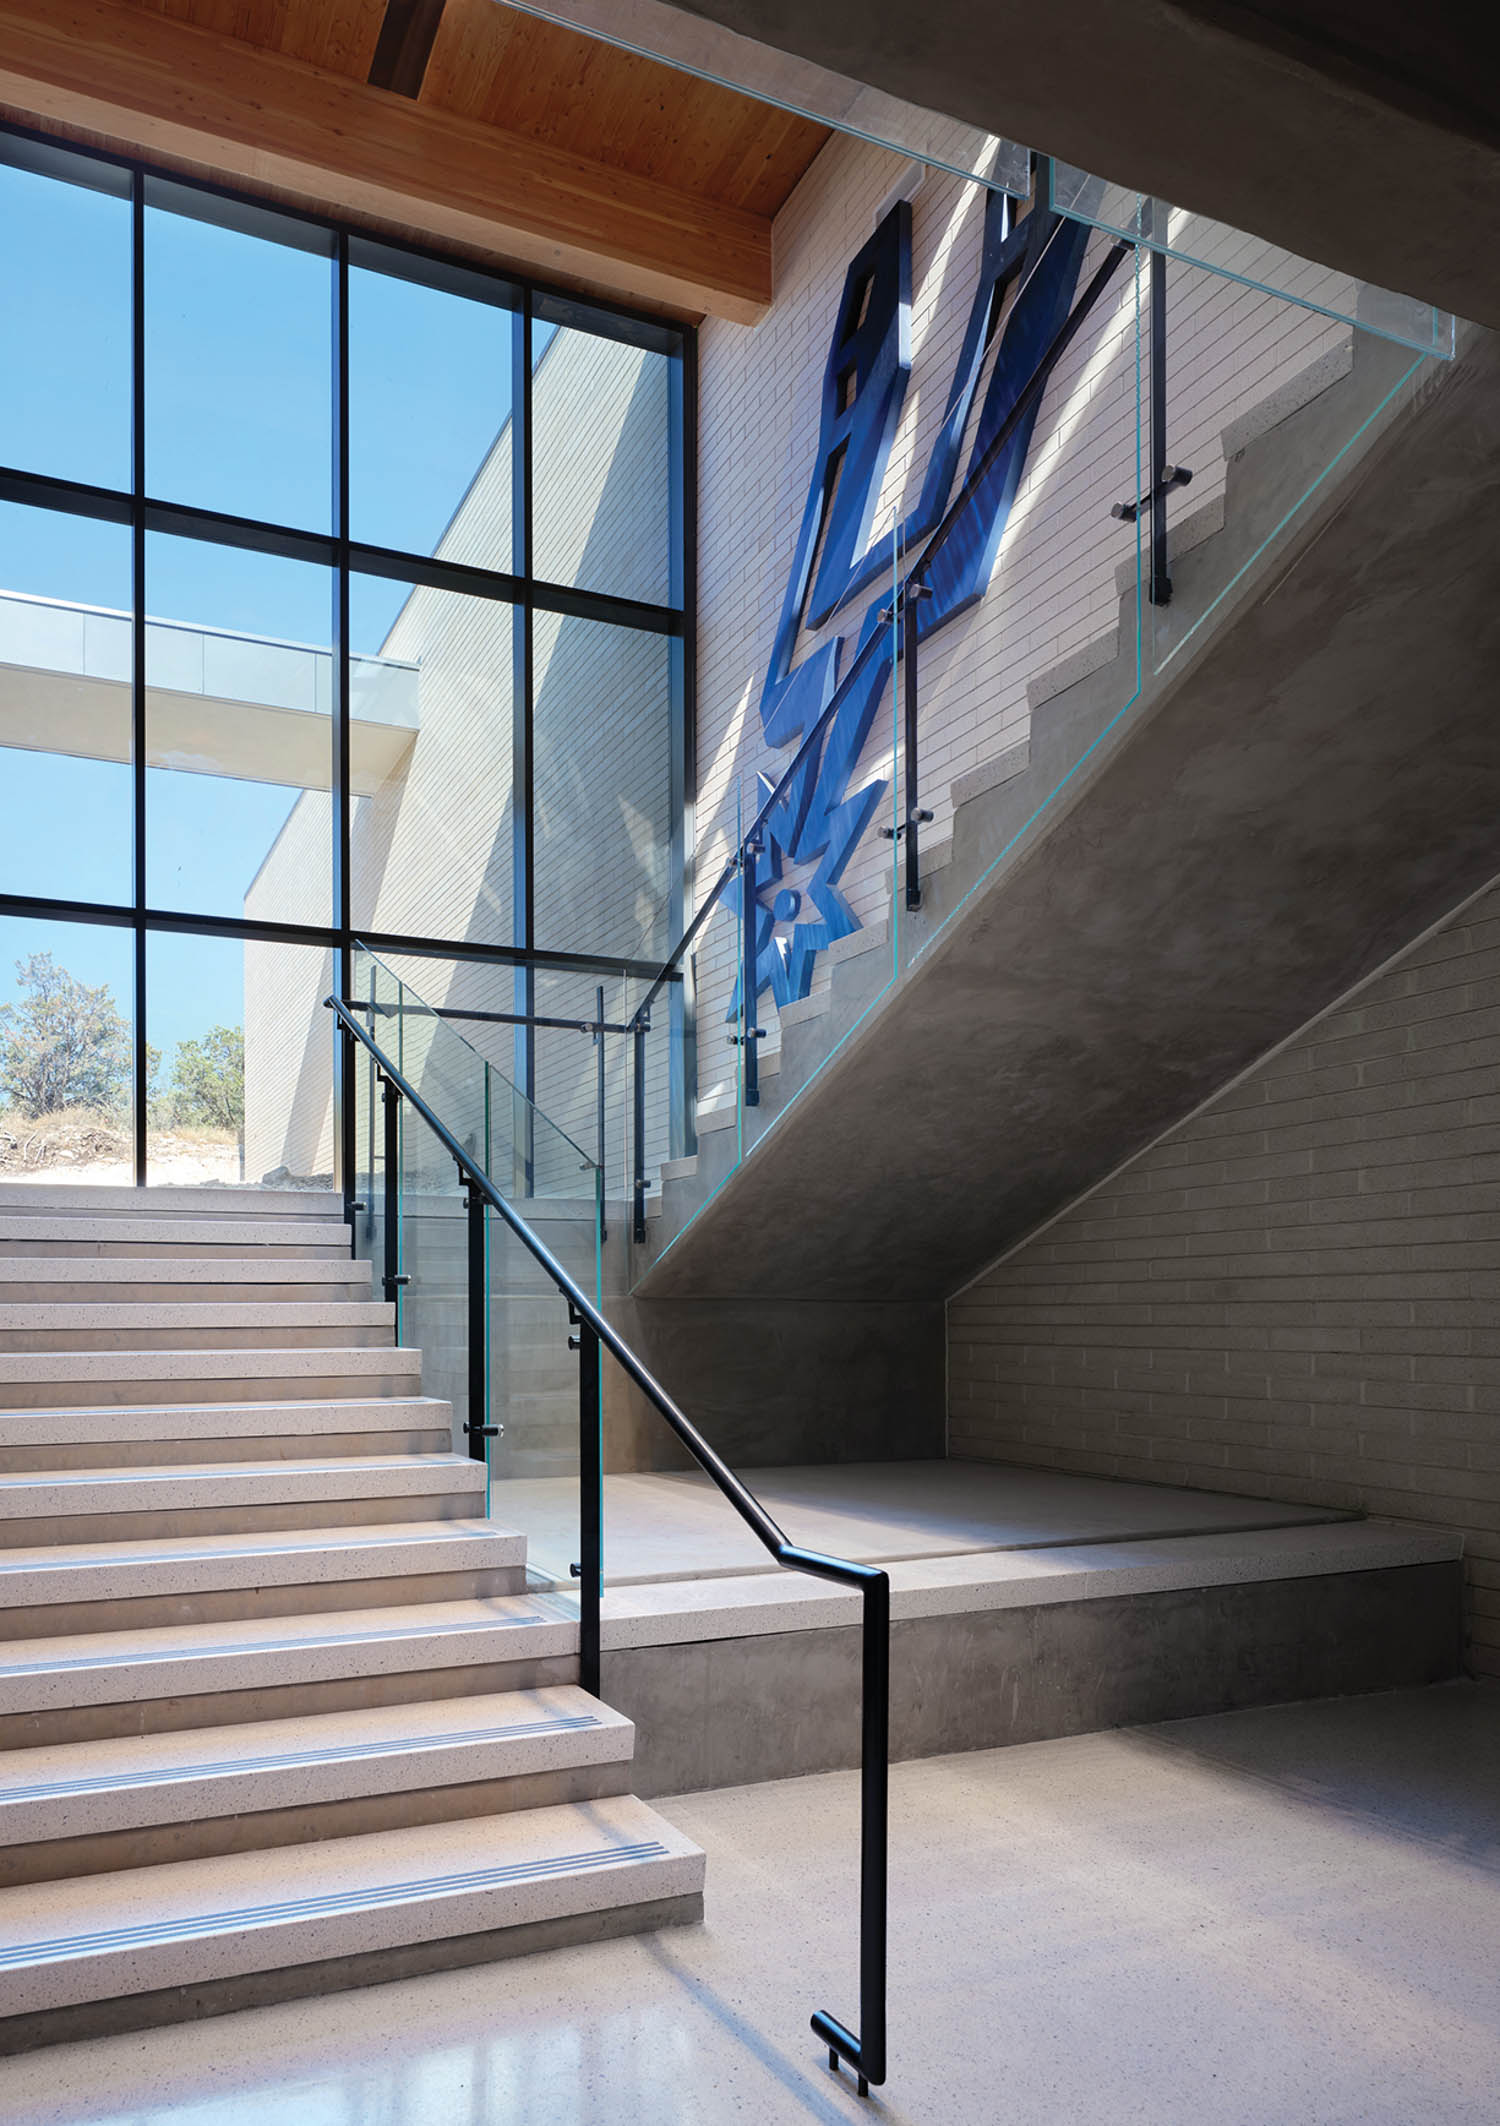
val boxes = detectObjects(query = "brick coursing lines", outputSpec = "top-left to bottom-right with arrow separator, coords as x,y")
949,883 -> 1500,1678
693,133 -> 1346,1084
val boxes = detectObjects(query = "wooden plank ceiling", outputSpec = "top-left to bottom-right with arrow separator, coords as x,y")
1,0 -> 830,315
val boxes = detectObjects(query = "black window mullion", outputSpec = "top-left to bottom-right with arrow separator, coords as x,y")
512,287 -> 536,1169
333,228 -> 355,1205
131,168 -> 148,1189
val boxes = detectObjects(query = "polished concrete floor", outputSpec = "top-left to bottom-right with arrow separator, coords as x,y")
4,1681 -> 1496,2124
506,1458 -> 1344,1586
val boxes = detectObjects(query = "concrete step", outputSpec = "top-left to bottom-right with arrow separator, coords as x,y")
0,1597 -> 576,1746
0,1686 -> 634,1884
0,1595 -> 580,1747
0,1215 -> 351,1260
0,1398 -> 456,1472
0,1257 -> 374,1305
0,1520 -> 526,1639
0,1186 -> 344,1223
0,1792 -> 704,2046
0,1454 -> 486,1547
0,1346 -> 423,1408
0,1301 -> 395,1354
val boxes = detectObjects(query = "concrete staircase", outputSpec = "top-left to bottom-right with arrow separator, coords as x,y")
0,1184 -> 703,2052
636,321 -> 1500,1303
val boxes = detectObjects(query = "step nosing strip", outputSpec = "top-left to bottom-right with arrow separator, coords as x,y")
0,1842 -> 671,1968
0,1527 -> 507,1574
0,1459 -> 473,1491
0,1715 -> 603,1801
0,1613 -> 554,1675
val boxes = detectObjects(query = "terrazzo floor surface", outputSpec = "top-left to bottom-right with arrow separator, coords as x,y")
503,1458 -> 1345,1587
3,1681 -> 1498,2125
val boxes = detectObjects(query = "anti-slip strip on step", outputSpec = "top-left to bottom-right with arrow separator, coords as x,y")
0,1842 -> 672,1970
0,1528 -> 500,1575
0,1613 -> 553,1678
0,1715 -> 604,1803
0,1458 -> 470,1491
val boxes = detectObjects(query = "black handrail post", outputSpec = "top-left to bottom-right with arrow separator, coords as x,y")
631,1015 -> 648,1245
594,982 -> 607,1243
380,1074 -> 401,1308
464,1175 -> 487,1462
861,1572 -> 890,2089
741,835 -> 760,1107
900,586 -> 934,913
1149,200 -> 1172,608
339,1024 -> 358,1239
577,1319 -> 603,1697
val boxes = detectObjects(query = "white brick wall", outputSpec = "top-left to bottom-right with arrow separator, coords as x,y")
692,138 -> 1349,1078
949,880 -> 1500,1680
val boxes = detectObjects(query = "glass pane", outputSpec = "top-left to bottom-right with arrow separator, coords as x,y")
349,572 -> 517,947
0,137 -> 131,490
146,182 -> 334,530
0,501 -> 133,906
533,610 -> 674,956
1142,257 -> 1433,679
145,532 -> 333,924
1050,166 -> 1454,357
532,310 -> 674,606
0,915 -> 134,1187
349,242 -> 518,569
348,943 -> 601,1517
148,930 -> 334,1189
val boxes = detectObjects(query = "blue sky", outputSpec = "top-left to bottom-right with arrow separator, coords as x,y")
0,151 -> 526,1065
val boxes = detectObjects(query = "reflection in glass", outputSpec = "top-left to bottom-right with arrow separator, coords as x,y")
0,502 -> 133,906
349,574 -> 517,946
533,611 -> 674,958
146,184 -> 334,530
0,137 -> 130,490
532,316 -> 673,606
145,534 -> 333,924
148,930 -> 333,1188
0,915 -> 134,1187
349,244 -> 518,568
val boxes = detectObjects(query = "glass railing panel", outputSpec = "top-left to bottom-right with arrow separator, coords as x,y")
888,219 -> 1145,979
625,167 -> 1154,1283
347,942 -> 600,1586
1140,251 -> 1435,679
1050,166 -> 1455,357
393,1054 -> 470,1459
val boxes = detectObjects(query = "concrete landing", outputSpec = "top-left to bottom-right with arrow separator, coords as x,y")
505,1457 -> 1348,1587
489,1460 -> 1464,1797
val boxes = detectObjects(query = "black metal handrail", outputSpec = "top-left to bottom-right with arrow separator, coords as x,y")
328,992 -> 892,2096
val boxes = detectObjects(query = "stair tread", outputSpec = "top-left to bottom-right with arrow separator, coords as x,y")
0,1520 -> 524,1607
0,1594 -> 577,1708
0,1217 -> 349,1242
0,1186 -> 342,1213
0,1302 -> 393,1326
0,1455 -> 485,1517
0,1347 -> 421,1378
0,1257 -> 370,1282
0,1793 -> 703,2010
0,1685 -> 630,1838
0,1397 -> 452,1443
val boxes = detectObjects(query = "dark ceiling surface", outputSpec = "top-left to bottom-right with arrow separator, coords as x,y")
662,0 -> 1500,326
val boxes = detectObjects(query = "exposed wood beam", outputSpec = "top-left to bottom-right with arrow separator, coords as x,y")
0,0 -> 771,321
368,0 -> 448,100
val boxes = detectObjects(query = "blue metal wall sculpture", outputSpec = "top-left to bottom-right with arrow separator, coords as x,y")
730,162 -> 1092,1018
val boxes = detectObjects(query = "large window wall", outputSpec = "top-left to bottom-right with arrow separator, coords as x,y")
0,125 -> 689,1189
